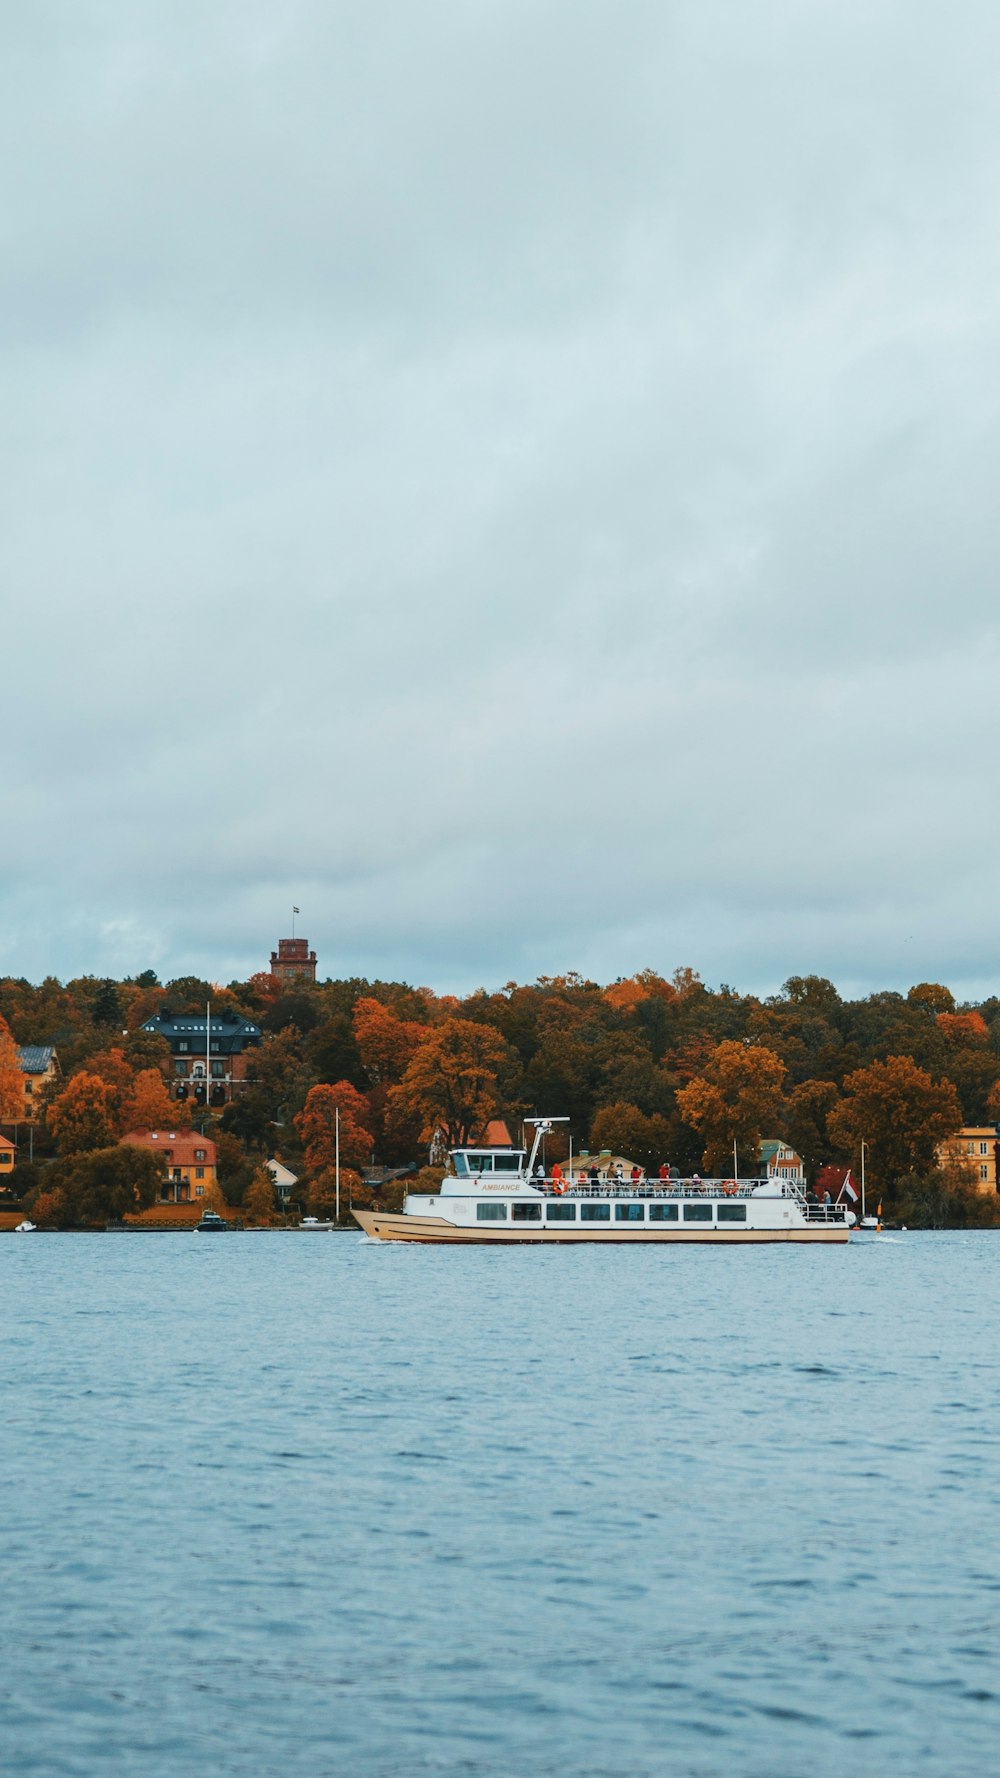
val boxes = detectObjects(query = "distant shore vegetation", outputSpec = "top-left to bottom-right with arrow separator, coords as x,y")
2,967 -> 999,1229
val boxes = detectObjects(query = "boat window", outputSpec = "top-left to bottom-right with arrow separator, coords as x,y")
466,1154 -> 493,1174
580,1203 -> 611,1222
494,1154 -> 522,1173
546,1203 -> 576,1221
477,1203 -> 508,1221
511,1202 -> 542,1221
683,1202 -> 713,1222
453,1154 -> 470,1177
649,1203 -> 679,1222
717,1203 -> 747,1222
615,1203 -> 645,1221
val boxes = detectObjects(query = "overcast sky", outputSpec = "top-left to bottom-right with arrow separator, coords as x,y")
3,0 -> 1000,999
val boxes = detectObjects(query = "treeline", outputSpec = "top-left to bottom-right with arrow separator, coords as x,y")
2,966 -> 1000,1228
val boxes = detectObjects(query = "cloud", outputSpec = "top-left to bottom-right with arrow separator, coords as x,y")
3,1 -> 1000,999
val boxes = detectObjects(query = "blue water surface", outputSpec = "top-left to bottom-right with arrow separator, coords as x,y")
2,1231 -> 999,1777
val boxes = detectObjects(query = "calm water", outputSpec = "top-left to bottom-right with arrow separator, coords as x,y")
2,1232 -> 999,1778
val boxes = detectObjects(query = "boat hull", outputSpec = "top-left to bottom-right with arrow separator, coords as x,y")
352,1210 -> 849,1245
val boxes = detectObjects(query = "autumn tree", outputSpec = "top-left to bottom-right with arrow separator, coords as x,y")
84,1047 -> 136,1134
49,1072 -> 117,1154
48,1143 -> 163,1225
352,997 -> 424,1085
0,1018 -> 23,1123
783,1080 -> 841,1183
122,1068 -> 175,1132
827,1055 -> 962,1194
245,1165 -> 277,1225
676,1041 -> 787,1174
307,1166 -> 363,1219
295,1081 -> 373,1173
391,1017 -> 516,1147
588,1102 -> 674,1173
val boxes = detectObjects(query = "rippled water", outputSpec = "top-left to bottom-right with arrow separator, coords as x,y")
2,1231 -> 999,1776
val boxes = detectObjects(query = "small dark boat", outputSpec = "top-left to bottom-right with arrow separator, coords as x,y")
193,1209 -> 229,1232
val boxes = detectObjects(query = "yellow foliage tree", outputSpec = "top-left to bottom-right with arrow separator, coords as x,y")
245,1165 -> 276,1225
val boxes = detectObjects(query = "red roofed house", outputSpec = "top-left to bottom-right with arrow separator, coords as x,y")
121,1128 -> 218,1203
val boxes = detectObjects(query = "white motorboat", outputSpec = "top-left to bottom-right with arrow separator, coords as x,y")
299,1216 -> 335,1231
353,1119 -> 852,1244
14,1219 -> 37,1233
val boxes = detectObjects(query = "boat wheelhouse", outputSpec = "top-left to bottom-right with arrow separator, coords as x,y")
352,1121 -> 852,1244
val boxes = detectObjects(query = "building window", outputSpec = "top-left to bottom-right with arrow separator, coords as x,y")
25,1080 -> 33,1095
211,1042 -> 220,1052
967,1141 -> 975,1154
211,1061 -> 224,1078
980,1142 -> 989,1156
195,1167 -> 205,1180
178,1041 -> 189,1053
195,1185 -> 204,1198
174,1061 -> 187,1077
195,1150 -> 205,1162
981,1165 -> 989,1181
476,1203 -> 507,1221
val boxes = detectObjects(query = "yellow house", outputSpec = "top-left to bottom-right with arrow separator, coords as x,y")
121,1128 -> 219,1203
16,1046 -> 60,1122
938,1126 -> 999,1194
0,1135 -> 15,1181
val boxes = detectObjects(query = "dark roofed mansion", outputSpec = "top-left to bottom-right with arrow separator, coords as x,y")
141,1010 -> 262,1106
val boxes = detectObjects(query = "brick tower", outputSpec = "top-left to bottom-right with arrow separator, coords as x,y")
269,937 -> 317,984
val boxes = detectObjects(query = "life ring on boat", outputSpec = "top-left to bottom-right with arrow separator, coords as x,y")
552,1180 -> 566,1195
721,1180 -> 737,1196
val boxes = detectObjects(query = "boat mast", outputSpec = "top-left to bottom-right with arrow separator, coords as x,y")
523,1116 -> 569,1181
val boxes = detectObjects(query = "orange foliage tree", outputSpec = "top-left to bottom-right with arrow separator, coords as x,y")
391,1017 -> 513,1147
936,1011 -> 990,1046
123,1068 -> 175,1132
0,1018 -> 23,1123
295,1081 -> 373,1173
676,1041 -> 787,1173
49,1072 -> 117,1154
352,997 -> 424,1085
83,1047 -> 136,1134
827,1055 -> 962,1192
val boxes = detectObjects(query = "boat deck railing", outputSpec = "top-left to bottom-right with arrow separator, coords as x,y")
532,1176 -> 782,1199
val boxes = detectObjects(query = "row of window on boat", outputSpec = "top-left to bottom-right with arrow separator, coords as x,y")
473,1200 -> 750,1223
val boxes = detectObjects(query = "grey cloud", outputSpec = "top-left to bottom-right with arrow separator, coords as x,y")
3,1 -> 1000,999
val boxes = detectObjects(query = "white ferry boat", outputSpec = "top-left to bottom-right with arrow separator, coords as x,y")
353,1120 -> 853,1244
